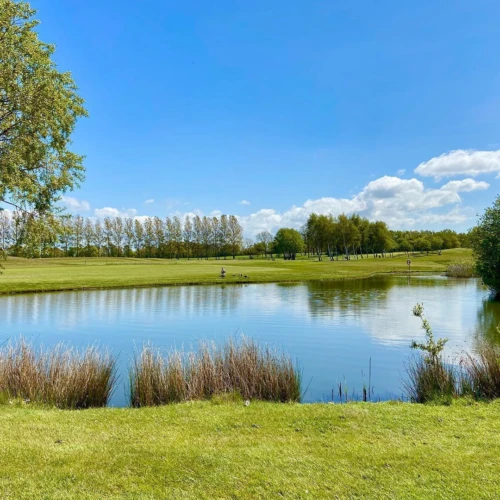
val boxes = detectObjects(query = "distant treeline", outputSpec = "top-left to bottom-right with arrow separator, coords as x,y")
0,211 -> 470,260
299,213 -> 470,260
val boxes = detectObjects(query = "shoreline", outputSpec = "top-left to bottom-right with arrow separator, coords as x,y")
0,269 -> 450,296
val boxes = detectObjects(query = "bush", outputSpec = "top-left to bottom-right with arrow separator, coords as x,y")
471,195 -> 500,298
405,304 -> 456,403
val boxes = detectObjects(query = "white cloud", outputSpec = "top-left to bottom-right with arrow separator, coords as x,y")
94,207 -> 138,218
238,175 -> 488,236
397,169 -> 405,176
61,196 -> 90,212
415,149 -> 500,180
240,200 -> 251,206
144,199 -> 155,204
440,179 -> 489,193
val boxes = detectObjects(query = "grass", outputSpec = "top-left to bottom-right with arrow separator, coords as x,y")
0,248 -> 472,294
404,356 -> 457,404
0,400 -> 498,498
461,345 -> 500,400
130,338 -> 301,407
0,339 -> 116,409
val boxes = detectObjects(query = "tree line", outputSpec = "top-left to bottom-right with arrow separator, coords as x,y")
0,212 -> 244,259
298,213 -> 469,260
0,210 -> 470,261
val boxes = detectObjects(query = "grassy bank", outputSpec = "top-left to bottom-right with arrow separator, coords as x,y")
0,400 -> 498,498
0,248 -> 471,294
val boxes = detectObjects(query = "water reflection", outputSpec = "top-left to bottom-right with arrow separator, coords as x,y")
0,277 -> 497,405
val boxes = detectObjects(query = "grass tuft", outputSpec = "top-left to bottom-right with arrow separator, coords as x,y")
0,339 -> 116,409
460,344 -> 500,400
446,258 -> 476,277
129,337 -> 301,407
403,356 -> 457,404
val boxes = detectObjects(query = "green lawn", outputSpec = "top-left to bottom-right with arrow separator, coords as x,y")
0,399 -> 497,498
0,248 -> 471,294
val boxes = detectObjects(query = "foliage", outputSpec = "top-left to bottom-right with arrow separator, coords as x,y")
0,1 -> 88,213
273,227 -> 304,259
406,304 -> 454,403
471,195 -> 500,297
410,303 -> 448,360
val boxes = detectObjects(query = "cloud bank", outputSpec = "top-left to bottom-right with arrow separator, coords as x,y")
55,148 -> 498,237
415,149 -> 500,180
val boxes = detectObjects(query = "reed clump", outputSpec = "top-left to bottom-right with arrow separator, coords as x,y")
460,345 -> 500,400
404,355 -> 457,403
446,258 -> 476,278
0,339 -> 116,409
129,337 -> 301,407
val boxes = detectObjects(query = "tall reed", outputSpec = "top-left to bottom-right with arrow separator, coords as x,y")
403,356 -> 457,403
0,339 -> 116,408
460,345 -> 500,400
446,258 -> 476,278
129,337 -> 301,407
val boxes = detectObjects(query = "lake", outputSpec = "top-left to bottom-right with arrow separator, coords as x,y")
1,276 -> 499,406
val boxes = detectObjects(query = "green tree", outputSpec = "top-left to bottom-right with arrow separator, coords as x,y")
472,196 -> 500,298
274,228 -> 304,260
0,1 -> 87,213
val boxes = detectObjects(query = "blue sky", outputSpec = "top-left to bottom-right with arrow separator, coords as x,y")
30,0 -> 500,235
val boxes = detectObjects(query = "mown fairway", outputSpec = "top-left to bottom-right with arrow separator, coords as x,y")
0,249 -> 471,294
0,400 -> 498,499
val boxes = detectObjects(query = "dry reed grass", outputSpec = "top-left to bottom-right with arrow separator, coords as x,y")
446,258 -> 476,278
460,344 -> 500,400
0,339 -> 116,408
129,337 -> 301,407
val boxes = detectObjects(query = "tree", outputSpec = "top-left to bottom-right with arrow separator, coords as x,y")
134,219 -> 144,257
72,216 -> 83,257
94,220 -> 105,257
274,228 -> 304,260
124,218 -> 135,257
83,218 -> 94,256
472,196 -> 500,298
0,211 -> 11,255
112,217 -> 124,256
0,1 -> 87,213
227,215 -> 243,259
256,231 -> 274,258
183,216 -> 193,259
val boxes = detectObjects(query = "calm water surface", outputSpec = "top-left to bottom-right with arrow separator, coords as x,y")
1,276 -> 499,406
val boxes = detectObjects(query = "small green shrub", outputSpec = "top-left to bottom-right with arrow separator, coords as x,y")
405,304 -> 456,403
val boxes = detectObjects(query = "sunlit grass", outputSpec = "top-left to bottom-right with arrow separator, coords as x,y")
0,248 -> 471,294
0,400 -> 498,498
